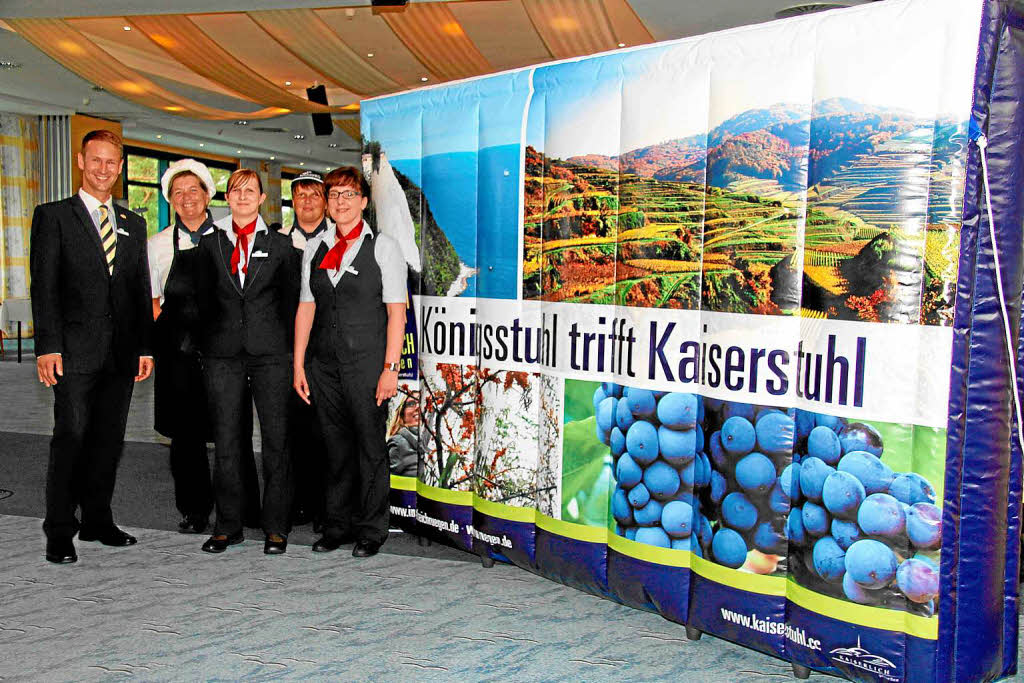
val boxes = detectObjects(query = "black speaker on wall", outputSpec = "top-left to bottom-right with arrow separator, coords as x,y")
306,84 -> 334,137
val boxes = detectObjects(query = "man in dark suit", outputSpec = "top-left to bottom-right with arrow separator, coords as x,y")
194,168 -> 299,555
30,129 -> 154,564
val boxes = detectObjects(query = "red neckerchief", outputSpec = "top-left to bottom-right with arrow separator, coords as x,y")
319,220 -> 364,271
230,218 -> 258,275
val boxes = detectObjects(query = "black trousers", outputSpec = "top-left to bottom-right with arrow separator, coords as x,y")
44,369 -> 135,539
203,354 -> 292,536
307,357 -> 390,544
289,393 -> 325,520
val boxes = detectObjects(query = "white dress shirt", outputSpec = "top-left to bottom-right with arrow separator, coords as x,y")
299,220 -> 406,304
214,213 -> 268,287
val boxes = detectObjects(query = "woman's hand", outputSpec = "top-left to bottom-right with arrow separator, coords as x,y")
376,368 -> 398,406
294,364 -> 311,405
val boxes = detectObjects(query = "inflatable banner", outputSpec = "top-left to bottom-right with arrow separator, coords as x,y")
365,0 -> 1024,679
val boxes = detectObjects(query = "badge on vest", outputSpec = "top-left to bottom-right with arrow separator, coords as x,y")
344,266 -> 359,276
115,227 -> 129,237
252,250 -> 269,258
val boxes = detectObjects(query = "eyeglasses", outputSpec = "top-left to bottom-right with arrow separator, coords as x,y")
328,189 -> 361,201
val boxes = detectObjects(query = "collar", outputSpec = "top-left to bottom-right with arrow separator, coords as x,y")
175,210 -> 214,240
214,213 -> 268,236
77,188 -> 115,220
323,219 -> 373,249
291,217 -> 328,239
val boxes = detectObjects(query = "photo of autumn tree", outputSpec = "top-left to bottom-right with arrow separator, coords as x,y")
419,361 -> 552,508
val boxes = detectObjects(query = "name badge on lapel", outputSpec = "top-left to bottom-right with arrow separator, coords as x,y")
343,266 -> 359,276
252,250 -> 269,259
115,227 -> 130,237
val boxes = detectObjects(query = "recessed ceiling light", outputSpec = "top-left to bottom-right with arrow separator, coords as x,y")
325,166 -> 331,171
236,149 -> 242,154
299,162 -> 305,166
284,81 -> 292,86
198,143 -> 204,147
0,61 -> 23,70
328,143 -> 338,148
420,76 -> 428,82
123,25 -> 131,31
235,120 -> 248,126
293,134 -> 305,140
617,42 -> 626,48
366,53 -> 374,58
155,134 -> 162,139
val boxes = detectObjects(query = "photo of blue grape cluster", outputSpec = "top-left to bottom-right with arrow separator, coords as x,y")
593,383 -> 942,615
595,384 -> 712,554
787,412 -> 941,616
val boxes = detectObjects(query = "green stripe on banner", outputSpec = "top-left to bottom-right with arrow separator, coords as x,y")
608,533 -> 692,568
690,556 -> 787,597
473,496 -> 537,523
390,474 -> 416,491
535,514 -> 608,543
416,482 -> 473,506
786,579 -> 938,640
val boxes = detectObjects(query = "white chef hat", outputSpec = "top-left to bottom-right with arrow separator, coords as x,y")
161,158 -> 217,203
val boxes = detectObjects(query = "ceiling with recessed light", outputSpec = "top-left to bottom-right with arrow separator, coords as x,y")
0,0 -> 879,167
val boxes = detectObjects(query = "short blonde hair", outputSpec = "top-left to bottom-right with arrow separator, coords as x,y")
226,168 -> 263,195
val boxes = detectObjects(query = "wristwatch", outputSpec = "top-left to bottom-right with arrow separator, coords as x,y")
384,361 -> 400,372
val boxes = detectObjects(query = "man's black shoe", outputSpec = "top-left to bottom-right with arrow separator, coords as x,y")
45,537 -> 77,564
201,531 -> 244,553
264,533 -> 288,555
178,516 -> 209,535
352,539 -> 381,558
312,534 -> 354,553
78,526 -> 137,546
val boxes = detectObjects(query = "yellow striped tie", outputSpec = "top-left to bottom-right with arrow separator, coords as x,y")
98,205 -> 116,275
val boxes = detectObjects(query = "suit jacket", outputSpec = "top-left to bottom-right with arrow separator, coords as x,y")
29,195 -> 153,375
195,224 -> 299,358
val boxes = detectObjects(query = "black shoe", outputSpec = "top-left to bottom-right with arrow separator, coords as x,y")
264,533 -> 288,555
45,537 -> 77,564
352,539 -> 381,558
312,534 -> 354,553
177,515 -> 209,535
78,526 -> 137,547
201,531 -> 244,553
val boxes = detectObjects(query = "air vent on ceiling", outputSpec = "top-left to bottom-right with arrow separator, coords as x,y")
775,3 -> 854,18
251,127 -> 287,133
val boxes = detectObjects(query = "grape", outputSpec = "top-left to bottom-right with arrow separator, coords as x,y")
721,492 -> 758,531
723,402 -> 756,422
799,457 -> 833,503
678,459 -> 696,491
596,421 -> 610,446
661,500 -> 694,538
735,452 -> 776,496
838,451 -> 894,495
812,535 -> 847,583
657,392 -> 698,429
807,426 -> 842,465
601,382 -> 623,398
755,412 -> 795,457
839,422 -> 883,457
612,488 -> 634,525
795,410 -> 816,442
693,453 -> 712,488
627,482 -> 651,508
845,539 -> 898,589
615,453 -> 643,489
710,470 -> 727,504
596,397 -> 618,434
658,425 -> 697,466
814,413 -> 845,433
787,507 -> 806,544
906,502 -> 941,550
592,386 -> 609,412
831,519 -> 863,550
780,462 -> 801,500
610,427 -> 626,457
712,528 -> 748,568
822,471 -> 866,520
633,498 -> 664,527
615,397 -> 637,432
842,572 -> 881,604
626,421 -> 659,465
802,501 -> 830,536
767,482 -> 790,515
753,521 -> 786,555
857,493 -> 906,540
635,526 -> 671,548
695,425 -> 705,452
644,460 -> 681,500
708,431 -> 728,470
896,558 -> 939,603
889,472 -> 937,505
625,527 -> 637,541
697,514 -> 714,547
721,416 -> 756,456
624,387 -> 657,419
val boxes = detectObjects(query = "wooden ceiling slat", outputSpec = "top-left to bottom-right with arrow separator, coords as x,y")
381,3 -> 492,82
248,9 -> 399,98
7,17 -> 291,121
129,14 -> 329,114
334,118 -> 361,144
522,0 -> 620,59
449,1 -> 553,71
601,0 -> 655,48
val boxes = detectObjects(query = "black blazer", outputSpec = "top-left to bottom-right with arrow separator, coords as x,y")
29,195 -> 153,375
195,225 -> 299,358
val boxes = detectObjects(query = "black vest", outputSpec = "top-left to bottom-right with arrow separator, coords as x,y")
308,235 -> 387,369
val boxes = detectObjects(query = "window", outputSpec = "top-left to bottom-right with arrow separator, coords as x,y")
281,171 -> 294,228
123,146 -> 236,236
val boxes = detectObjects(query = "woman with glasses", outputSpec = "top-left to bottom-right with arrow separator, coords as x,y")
293,166 -> 406,558
194,168 -> 299,555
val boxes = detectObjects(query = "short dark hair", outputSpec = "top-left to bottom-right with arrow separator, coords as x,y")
226,168 -> 263,195
292,178 -> 326,199
324,166 -> 369,198
81,129 -> 123,158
